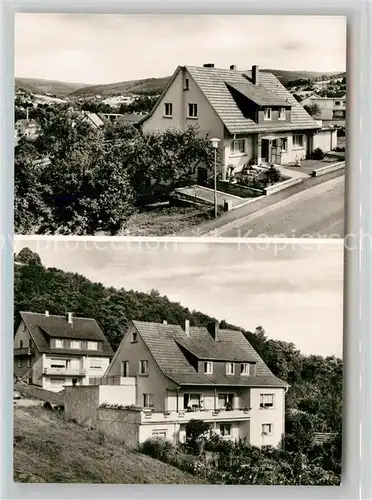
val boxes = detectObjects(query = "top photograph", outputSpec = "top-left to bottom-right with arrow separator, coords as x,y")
14,14 -> 346,238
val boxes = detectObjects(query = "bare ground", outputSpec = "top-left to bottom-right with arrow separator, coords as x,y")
13,406 -> 205,484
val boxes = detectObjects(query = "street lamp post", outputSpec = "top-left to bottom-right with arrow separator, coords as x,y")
210,138 -> 220,218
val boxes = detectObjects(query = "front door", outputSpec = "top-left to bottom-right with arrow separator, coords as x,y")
197,167 -> 208,186
261,139 -> 270,163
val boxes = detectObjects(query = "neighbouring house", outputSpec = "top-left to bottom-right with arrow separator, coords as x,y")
14,118 -> 40,143
69,319 -> 288,448
301,95 -> 346,127
98,112 -> 144,126
14,311 -> 114,392
80,111 -> 105,129
140,63 -> 337,183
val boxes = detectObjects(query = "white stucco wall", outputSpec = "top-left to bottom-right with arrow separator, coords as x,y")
223,136 -> 254,173
313,129 -> 337,152
98,383 -> 137,406
248,388 -> 285,448
141,67 -> 224,140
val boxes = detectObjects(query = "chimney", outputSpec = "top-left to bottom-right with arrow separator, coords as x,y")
230,64 -> 236,70
67,312 -> 73,325
252,65 -> 259,85
184,319 -> 190,337
203,63 -> 215,68
207,321 -> 220,341
163,320 -> 168,325
45,310 -> 49,317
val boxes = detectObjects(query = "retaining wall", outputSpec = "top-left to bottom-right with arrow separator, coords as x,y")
97,408 -> 141,448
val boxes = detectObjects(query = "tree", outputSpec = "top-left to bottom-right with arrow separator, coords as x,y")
185,419 -> 211,454
304,103 -> 321,117
14,248 -> 42,266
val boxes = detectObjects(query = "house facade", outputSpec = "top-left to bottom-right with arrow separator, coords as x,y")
98,319 -> 288,448
140,64 -> 334,182
301,95 -> 346,127
14,311 -> 114,392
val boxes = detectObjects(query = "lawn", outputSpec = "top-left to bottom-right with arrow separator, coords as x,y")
122,202 -> 218,236
13,406 -> 206,484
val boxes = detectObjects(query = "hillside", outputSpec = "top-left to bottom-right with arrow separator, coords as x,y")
69,76 -> 170,98
15,77 -> 90,96
14,406 -> 205,484
15,69 -> 345,99
261,69 -> 343,84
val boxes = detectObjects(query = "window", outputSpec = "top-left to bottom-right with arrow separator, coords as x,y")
262,423 -> 273,435
240,363 -> 250,375
70,340 -> 81,349
184,78 -> 189,90
281,138 -> 288,152
260,394 -> 274,408
278,107 -> 286,120
293,134 -> 303,148
55,339 -> 63,348
187,103 -> 198,118
225,362 -> 234,375
164,103 -> 173,117
143,393 -> 155,408
335,101 -> 341,106
18,359 -> 22,368
264,108 -> 272,120
220,423 -> 232,437
27,358 -> 31,368
204,361 -> 213,374
231,139 -> 246,155
131,331 -> 138,343
139,360 -> 149,375
50,359 -> 67,368
122,360 -> 130,377
218,393 -> 234,409
184,393 -> 201,410
19,340 -> 23,348
87,341 -> 98,350
50,377 -> 65,386
152,429 -> 167,439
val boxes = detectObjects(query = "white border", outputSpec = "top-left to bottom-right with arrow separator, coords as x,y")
1,1 -> 371,500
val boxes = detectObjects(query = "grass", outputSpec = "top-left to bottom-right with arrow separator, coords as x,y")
13,406 -> 206,484
122,203 -> 218,236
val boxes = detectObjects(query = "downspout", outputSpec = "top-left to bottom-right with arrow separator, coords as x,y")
176,386 -> 180,412
214,387 -> 217,411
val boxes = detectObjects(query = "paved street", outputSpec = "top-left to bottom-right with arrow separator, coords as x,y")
213,175 -> 345,238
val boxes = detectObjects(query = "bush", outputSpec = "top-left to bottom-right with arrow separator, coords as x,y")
140,437 -> 174,460
309,147 -> 325,160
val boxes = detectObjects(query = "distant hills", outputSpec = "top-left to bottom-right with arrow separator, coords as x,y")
15,69 -> 345,98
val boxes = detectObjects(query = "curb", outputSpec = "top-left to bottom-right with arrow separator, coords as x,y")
312,161 -> 345,177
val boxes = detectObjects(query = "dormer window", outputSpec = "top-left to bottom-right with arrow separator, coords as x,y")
70,340 -> 81,349
240,363 -> 250,375
226,362 -> 234,375
204,361 -> 213,374
55,339 -> 63,348
278,107 -> 286,120
264,108 -> 272,120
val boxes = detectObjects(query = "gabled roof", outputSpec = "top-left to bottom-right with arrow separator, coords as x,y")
81,111 -> 104,128
186,66 -> 320,134
19,312 -> 114,357
131,320 -> 287,388
226,81 -> 291,108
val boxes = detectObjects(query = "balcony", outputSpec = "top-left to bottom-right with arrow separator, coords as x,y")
43,367 -> 86,376
14,347 -> 34,356
140,407 -> 251,424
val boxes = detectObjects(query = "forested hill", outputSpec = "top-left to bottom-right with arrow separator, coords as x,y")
14,247 -> 343,436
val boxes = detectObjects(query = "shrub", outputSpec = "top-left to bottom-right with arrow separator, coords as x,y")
140,437 -> 174,460
309,147 -> 325,160
185,419 -> 211,454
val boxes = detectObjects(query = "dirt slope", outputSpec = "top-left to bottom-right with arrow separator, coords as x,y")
14,406 -> 204,484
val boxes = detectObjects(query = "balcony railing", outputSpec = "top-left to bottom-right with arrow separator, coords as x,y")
14,347 -> 34,356
43,367 -> 86,376
140,407 -> 252,424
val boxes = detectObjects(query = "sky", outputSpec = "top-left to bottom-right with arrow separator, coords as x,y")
14,239 -> 344,357
15,14 -> 347,84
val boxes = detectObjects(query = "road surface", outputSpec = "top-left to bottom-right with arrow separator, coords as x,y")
215,175 -> 345,238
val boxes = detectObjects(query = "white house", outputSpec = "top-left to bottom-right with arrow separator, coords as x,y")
140,63 -> 337,183
14,311 -> 114,392
301,95 -> 346,126
86,319 -> 289,448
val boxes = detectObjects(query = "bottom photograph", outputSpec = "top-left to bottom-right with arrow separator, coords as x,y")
13,238 -> 343,485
